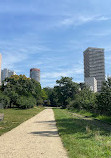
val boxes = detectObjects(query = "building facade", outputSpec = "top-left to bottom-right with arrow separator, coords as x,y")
84,47 -> 105,92
85,77 -> 97,93
30,68 -> 40,82
1,68 -> 16,81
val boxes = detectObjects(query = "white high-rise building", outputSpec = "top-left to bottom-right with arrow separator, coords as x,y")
84,47 -> 105,92
1,68 -> 16,81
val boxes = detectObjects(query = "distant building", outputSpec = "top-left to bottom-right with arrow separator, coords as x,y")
30,68 -> 40,82
0,54 -> 2,85
84,47 -> 105,92
85,77 -> 97,93
1,68 -> 16,81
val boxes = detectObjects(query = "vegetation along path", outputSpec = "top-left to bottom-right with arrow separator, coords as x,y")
0,108 -> 68,158
54,109 -> 111,158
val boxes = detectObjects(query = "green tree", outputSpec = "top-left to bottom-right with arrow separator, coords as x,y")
79,82 -> 87,90
41,89 -> 48,100
0,92 -> 10,108
97,77 -> 111,115
67,87 -> 97,112
43,87 -> 58,106
16,96 -> 36,109
55,77 -> 79,108
1,75 -> 43,109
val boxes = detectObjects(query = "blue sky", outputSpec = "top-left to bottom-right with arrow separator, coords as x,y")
0,0 -> 111,87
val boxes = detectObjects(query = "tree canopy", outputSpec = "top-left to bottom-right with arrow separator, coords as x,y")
0,75 -> 47,109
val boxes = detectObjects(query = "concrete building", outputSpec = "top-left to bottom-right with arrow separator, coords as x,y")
30,68 -> 40,82
1,69 -> 16,81
85,77 -> 97,93
0,54 -> 2,85
84,47 -> 105,92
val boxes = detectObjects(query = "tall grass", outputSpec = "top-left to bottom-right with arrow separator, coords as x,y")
54,108 -> 111,158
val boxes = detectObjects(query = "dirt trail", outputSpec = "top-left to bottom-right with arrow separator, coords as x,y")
0,108 -> 68,158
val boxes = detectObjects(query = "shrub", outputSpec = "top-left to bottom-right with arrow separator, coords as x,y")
97,78 -> 111,115
67,100 -> 80,110
36,99 -> 43,106
16,96 -> 36,109
0,93 -> 10,108
67,88 -> 97,112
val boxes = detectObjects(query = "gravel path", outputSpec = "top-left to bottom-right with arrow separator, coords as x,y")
0,108 -> 68,158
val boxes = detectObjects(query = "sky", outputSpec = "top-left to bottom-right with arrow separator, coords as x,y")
0,0 -> 111,87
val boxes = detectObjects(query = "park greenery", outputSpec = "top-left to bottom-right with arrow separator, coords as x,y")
44,77 -> 79,108
0,74 -> 111,116
0,75 -> 48,109
54,108 -> 111,158
0,75 -> 111,157
44,76 -> 111,116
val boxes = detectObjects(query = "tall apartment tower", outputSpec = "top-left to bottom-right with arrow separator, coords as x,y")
1,68 -> 16,81
84,47 -> 105,92
0,54 -> 1,85
30,68 -> 40,82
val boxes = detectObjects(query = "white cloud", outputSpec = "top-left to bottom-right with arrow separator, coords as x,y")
58,15 -> 111,27
41,66 -> 83,79
41,66 -> 84,88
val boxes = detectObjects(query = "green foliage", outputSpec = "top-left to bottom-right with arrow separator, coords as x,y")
0,92 -> 10,108
43,87 -> 53,97
67,88 -> 97,112
41,89 -> 48,100
43,77 -> 79,107
68,77 -> 111,116
54,109 -> 111,158
97,77 -> 111,115
36,99 -> 44,106
43,76 -> 111,115
2,75 -> 41,99
1,75 -> 45,109
55,77 -> 79,108
43,87 -> 59,106
16,96 -> 36,109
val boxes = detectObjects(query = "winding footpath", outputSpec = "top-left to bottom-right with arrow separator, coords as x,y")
0,108 -> 68,158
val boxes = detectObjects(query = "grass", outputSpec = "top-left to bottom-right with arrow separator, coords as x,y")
54,108 -> 111,158
0,106 -> 44,136
68,108 -> 111,124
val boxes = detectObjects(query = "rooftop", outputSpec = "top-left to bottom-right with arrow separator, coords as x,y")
83,47 -> 104,53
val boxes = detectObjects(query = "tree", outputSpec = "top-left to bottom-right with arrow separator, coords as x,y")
67,87 -> 97,112
43,87 -> 58,106
1,75 -> 43,109
55,77 -> 79,108
97,77 -> 111,115
79,82 -> 87,90
41,89 -> 48,100
16,96 -> 36,109
0,92 -> 10,108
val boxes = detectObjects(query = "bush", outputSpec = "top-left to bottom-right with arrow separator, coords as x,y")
0,93 -> 10,108
97,78 -> 111,115
67,88 -> 97,112
67,100 -> 80,110
16,96 -> 36,109
36,99 -> 43,106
